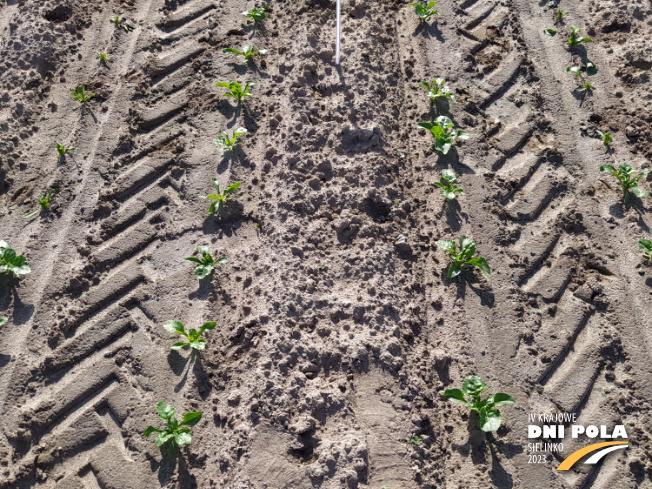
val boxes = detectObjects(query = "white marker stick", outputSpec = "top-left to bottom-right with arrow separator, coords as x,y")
335,0 -> 341,65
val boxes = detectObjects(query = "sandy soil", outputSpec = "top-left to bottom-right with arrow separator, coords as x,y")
1,0 -> 652,487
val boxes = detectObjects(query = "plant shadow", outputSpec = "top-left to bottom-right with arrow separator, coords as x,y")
413,21 -> 445,42
442,199 -> 468,233
147,446 -> 197,487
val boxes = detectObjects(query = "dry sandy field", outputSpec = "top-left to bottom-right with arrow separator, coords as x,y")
1,0 -> 652,487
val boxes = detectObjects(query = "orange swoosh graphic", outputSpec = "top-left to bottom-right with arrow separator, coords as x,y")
556,441 -> 628,470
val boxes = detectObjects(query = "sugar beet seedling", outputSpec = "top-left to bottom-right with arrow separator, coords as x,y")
596,130 -> 613,152
111,16 -> 133,32
639,229 -> 652,260
433,169 -> 464,201
444,376 -> 515,432
567,26 -> 591,47
23,189 -> 55,219
186,245 -> 228,279
0,317 -> 6,327
242,5 -> 268,22
222,45 -> 267,60
72,85 -> 94,106
163,320 -> 215,351
418,78 -> 456,104
214,128 -> 247,152
0,241 -> 30,279
418,116 -> 469,155
566,66 -> 594,96
201,179 -> 240,214
216,81 -> 256,105
435,236 -> 490,278
600,162 -> 650,203
143,402 -> 202,455
408,0 -> 439,23
56,141 -> 75,158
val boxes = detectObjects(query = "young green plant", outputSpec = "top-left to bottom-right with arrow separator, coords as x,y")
555,9 -> 570,22
408,0 -> 439,23
97,51 -> 109,63
214,127 -> 247,151
216,81 -> 256,105
185,245 -> 228,279
410,435 -> 423,446
600,162 -> 650,203
0,241 -> 31,279
639,229 -> 652,260
433,169 -> 464,200
242,5 -> 268,22
56,142 -> 75,158
596,130 -> 613,152
418,78 -> 456,103
143,402 -> 202,455
163,320 -> 215,351
418,116 -> 469,155
222,45 -> 267,60
435,236 -> 490,278
23,189 -> 55,219
201,179 -> 240,214
444,376 -> 515,432
0,317 -> 6,327
566,66 -> 594,94
567,26 -> 591,46
72,85 -> 94,106
111,16 -> 134,32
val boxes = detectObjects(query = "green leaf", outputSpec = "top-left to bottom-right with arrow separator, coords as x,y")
544,28 -> 557,36
417,122 -> 434,131
223,47 -> 244,55
493,393 -> 515,406
156,402 -> 175,421
215,257 -> 229,264
23,209 -> 40,219
143,426 -> 162,437
196,245 -> 210,254
170,341 -> 189,350
600,165 -> 616,174
191,339 -> 206,351
447,262 -> 461,278
0,317 -> 7,327
444,388 -> 467,404
585,60 -> 597,76
435,240 -> 455,253
225,182 -> 241,194
155,432 -> 174,447
199,321 -> 216,334
475,257 -> 491,277
441,169 -> 456,183
180,411 -> 203,427
632,187 -> 649,199
479,408 -> 503,432
639,239 -> 652,252
462,376 -> 487,397
175,428 -> 192,446
435,115 -> 453,128
163,320 -> 186,334
185,257 -> 203,264
208,201 -> 218,214
194,265 -> 213,279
